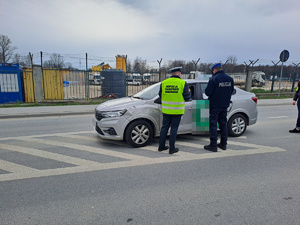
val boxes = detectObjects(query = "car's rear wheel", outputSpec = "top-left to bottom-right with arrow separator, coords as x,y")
228,113 -> 247,137
125,120 -> 153,147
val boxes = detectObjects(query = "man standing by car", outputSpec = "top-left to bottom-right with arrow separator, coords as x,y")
158,66 -> 191,154
204,63 -> 234,152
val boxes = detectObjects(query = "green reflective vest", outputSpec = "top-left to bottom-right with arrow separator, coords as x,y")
161,78 -> 186,115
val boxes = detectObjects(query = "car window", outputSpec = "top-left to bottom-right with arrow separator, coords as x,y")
133,83 -> 160,100
189,84 -> 195,99
200,83 -> 208,99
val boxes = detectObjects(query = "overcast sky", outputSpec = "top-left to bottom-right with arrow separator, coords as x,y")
1,0 -> 300,69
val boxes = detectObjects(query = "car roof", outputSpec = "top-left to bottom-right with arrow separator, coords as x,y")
183,79 -> 208,84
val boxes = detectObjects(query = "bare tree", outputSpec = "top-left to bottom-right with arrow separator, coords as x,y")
43,53 -> 65,68
225,55 -> 237,73
133,57 -> 147,74
0,34 -> 17,63
127,59 -> 132,73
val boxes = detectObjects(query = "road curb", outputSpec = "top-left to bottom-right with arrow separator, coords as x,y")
0,111 -> 94,119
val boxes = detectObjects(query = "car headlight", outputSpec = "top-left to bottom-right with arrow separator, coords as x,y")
100,109 -> 127,118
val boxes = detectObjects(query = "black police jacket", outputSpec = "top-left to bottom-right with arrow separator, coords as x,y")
293,81 -> 300,101
205,70 -> 234,108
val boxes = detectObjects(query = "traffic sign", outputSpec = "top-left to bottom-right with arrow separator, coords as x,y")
279,50 -> 289,62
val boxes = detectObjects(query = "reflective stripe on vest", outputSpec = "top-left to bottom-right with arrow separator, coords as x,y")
161,78 -> 186,114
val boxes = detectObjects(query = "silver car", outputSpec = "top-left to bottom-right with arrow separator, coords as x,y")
92,79 -> 258,147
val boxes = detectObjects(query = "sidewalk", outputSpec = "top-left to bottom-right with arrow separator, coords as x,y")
0,105 -> 96,119
0,98 -> 292,119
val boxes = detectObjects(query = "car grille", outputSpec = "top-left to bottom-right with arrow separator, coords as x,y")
95,110 -> 103,121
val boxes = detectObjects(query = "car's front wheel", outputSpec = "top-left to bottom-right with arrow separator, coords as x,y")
228,113 -> 247,137
125,120 -> 153,147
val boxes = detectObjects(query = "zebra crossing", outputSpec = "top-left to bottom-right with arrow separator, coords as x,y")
0,131 -> 286,182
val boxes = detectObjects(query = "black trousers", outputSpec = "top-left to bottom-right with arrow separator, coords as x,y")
159,114 -> 182,151
209,107 -> 228,146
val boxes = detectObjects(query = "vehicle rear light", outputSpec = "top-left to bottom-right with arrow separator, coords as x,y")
252,97 -> 257,104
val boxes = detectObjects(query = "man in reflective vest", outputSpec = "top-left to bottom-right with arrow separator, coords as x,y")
158,66 -> 191,154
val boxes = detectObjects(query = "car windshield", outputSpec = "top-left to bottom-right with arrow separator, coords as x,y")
132,82 -> 160,100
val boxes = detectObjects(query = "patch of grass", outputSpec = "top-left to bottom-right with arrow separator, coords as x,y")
251,89 -> 291,93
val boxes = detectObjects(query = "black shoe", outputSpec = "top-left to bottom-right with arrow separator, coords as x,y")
217,143 -> 226,150
204,145 -> 217,152
158,146 -> 169,152
289,128 -> 300,133
169,148 -> 179,154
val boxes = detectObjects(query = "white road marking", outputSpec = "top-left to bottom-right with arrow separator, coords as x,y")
0,143 -> 101,167
0,131 -> 287,182
0,159 -> 37,173
18,137 -> 148,161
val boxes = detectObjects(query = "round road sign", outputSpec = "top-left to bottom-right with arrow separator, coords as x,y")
279,50 -> 289,62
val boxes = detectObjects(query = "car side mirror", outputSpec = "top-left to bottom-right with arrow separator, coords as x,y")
154,97 -> 161,104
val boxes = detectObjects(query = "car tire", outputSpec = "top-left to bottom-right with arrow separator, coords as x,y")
125,120 -> 153,147
228,113 -> 247,137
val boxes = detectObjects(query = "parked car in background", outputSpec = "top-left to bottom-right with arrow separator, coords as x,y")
92,79 -> 258,147
127,79 -> 141,86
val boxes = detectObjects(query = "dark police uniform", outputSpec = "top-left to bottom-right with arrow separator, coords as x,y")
158,67 -> 191,154
289,81 -> 300,133
205,63 -> 234,151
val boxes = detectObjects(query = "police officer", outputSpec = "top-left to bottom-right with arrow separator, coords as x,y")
289,80 -> 300,133
158,66 -> 191,154
204,63 -> 234,152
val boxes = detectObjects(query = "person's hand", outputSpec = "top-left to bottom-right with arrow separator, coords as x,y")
293,101 -> 296,105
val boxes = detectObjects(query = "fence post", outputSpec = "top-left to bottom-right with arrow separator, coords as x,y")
33,65 -> 43,102
85,71 -> 89,99
271,60 -> 280,93
245,70 -> 253,92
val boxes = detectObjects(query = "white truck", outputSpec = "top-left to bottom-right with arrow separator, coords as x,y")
89,73 -> 101,85
229,71 -> 266,87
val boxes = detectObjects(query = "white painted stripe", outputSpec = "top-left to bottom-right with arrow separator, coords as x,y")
0,159 -> 37,173
0,131 -> 287,182
19,137 -> 149,161
0,143 -> 100,167
0,131 -> 95,141
269,116 -> 289,119
0,144 -> 286,182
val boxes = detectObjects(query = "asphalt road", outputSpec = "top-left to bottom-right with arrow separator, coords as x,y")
0,100 -> 299,225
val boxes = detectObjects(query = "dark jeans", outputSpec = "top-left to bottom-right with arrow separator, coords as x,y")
297,100 -> 300,128
159,114 -> 182,150
209,107 -> 228,146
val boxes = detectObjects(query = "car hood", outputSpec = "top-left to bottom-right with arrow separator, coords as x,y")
95,97 -> 146,111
